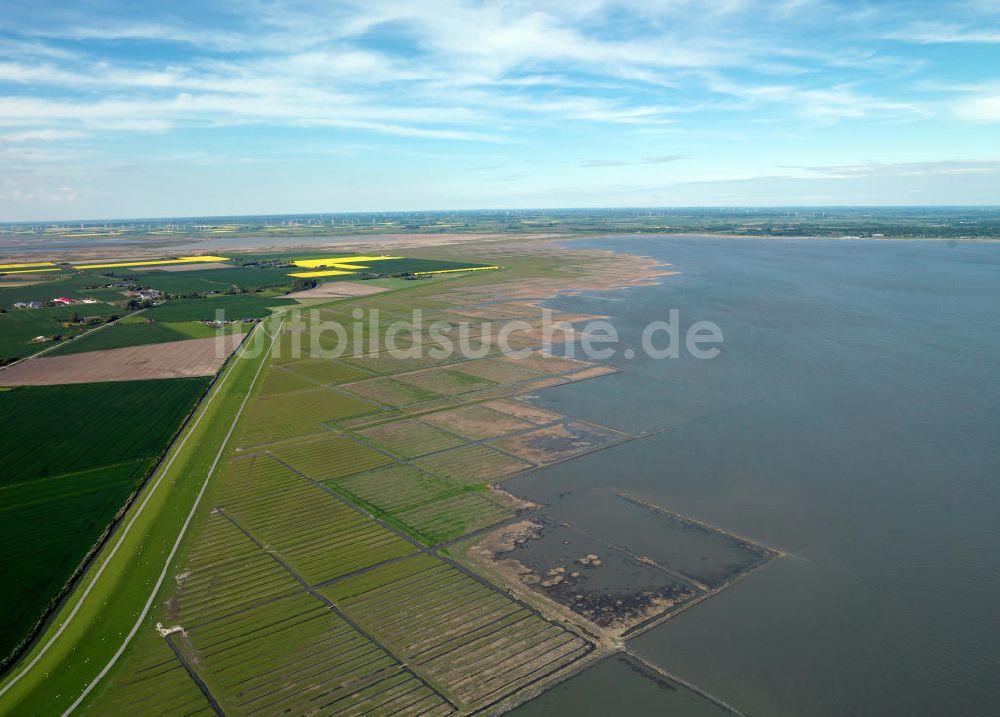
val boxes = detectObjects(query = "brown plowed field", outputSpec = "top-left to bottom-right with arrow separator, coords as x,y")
0,333 -> 244,385
285,280 -> 391,298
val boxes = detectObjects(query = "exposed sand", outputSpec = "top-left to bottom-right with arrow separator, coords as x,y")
0,333 -> 243,385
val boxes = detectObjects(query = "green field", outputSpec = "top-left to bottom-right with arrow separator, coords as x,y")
413,444 -> 533,485
48,321 -> 248,355
104,266 -> 295,295
268,432 -> 394,481
143,293 -> 298,321
237,385 -> 376,447
219,454 -> 416,583
357,418 -> 466,458
0,461 -> 152,666
0,274 -> 124,309
0,378 -> 210,487
0,377 -> 210,665
0,304 -> 119,362
331,465 -> 515,545
255,364 -> 318,395
321,554 -> 590,711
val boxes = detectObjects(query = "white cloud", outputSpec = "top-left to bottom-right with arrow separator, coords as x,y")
883,22 -> 1000,44
0,128 -> 84,142
954,93 -> 1000,121
783,160 -> 1000,177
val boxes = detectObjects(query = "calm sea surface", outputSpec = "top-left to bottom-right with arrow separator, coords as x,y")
508,236 -> 1000,716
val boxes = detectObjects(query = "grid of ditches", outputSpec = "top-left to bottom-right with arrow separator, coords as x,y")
87,284 -> 643,716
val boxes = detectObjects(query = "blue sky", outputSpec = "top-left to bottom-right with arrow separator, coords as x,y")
1,0 -> 999,220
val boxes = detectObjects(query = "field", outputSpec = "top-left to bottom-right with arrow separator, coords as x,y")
394,367 -> 498,395
256,364 -> 319,395
484,398 -> 564,425
413,445 -> 533,485
218,454 -> 416,584
110,266 -> 297,294
134,260 -> 233,271
0,274 -> 126,309
332,463 -> 459,516
0,333 -> 244,385
0,377 -> 209,665
176,593 -> 452,715
268,432 -> 394,480
47,320 -> 247,355
340,376 -> 443,406
72,255 -> 229,270
0,303 -> 119,362
0,378 -> 209,486
422,404 -> 537,439
321,555 -> 592,711
288,256 -> 500,280
237,386 -> 377,447
357,418 -> 465,458
284,280 -> 391,298
282,357 -> 371,385
82,632 -> 217,716
0,461 -> 154,666
46,321 -> 184,354
143,294 -> 298,321
392,491 -> 517,544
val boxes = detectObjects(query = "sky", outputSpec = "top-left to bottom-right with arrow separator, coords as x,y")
1,0 -> 999,221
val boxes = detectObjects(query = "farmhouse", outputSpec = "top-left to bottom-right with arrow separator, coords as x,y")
52,297 -> 73,305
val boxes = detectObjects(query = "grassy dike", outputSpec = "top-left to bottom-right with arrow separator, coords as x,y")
0,316 -> 281,716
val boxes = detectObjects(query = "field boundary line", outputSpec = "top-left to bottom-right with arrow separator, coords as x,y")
165,634 -> 227,716
214,508 -> 458,712
58,319 -> 281,715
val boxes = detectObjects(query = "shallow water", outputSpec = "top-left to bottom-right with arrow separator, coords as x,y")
508,236 -> 1000,716
510,654 -> 732,716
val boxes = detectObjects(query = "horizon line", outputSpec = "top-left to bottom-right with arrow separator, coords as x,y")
3,204 -> 1000,227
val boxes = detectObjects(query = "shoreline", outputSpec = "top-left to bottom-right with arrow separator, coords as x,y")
3,229 -> 999,265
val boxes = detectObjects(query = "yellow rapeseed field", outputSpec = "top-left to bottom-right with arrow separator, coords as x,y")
0,261 -> 57,270
413,266 -> 499,275
0,268 -> 63,274
291,255 -> 402,268
73,255 -> 230,269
